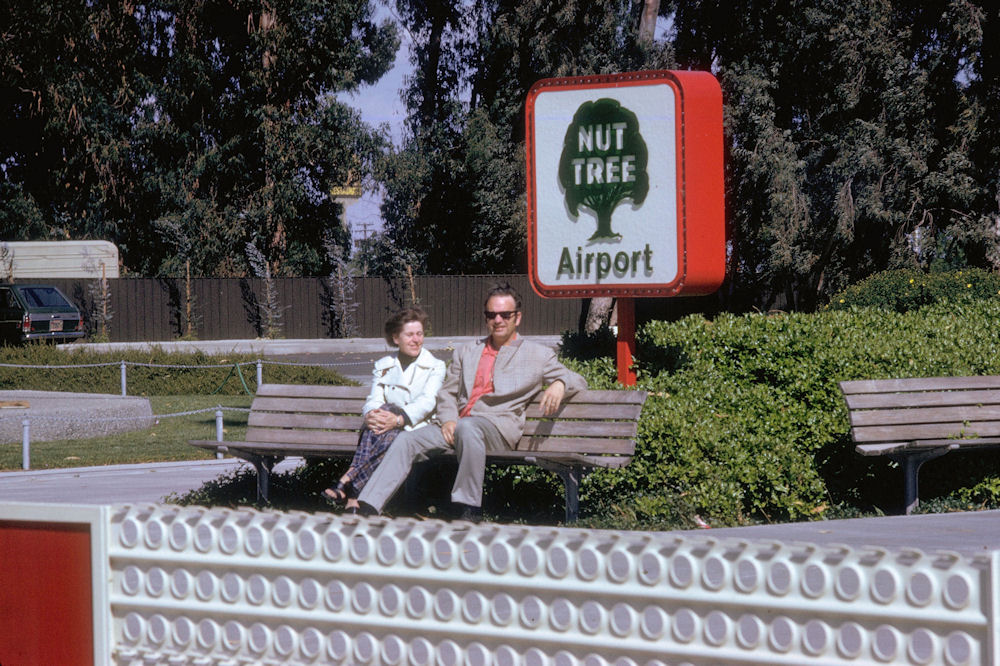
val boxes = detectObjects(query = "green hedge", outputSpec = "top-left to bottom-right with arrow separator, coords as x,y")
825,268 -> 1000,312
489,300 -> 1000,528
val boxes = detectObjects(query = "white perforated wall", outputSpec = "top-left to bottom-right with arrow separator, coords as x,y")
104,504 -> 996,665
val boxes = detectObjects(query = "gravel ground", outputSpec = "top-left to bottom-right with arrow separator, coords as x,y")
0,390 -> 153,444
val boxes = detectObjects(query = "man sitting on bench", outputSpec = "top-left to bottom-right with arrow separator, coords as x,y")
356,282 -> 587,522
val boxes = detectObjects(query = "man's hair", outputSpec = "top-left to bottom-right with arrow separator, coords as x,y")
484,281 -> 522,310
384,307 -> 430,346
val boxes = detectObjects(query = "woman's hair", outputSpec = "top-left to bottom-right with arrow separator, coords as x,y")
384,307 -> 430,346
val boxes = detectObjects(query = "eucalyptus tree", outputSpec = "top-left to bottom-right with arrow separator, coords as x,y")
379,0 -> 673,276
1,0 -> 398,277
672,0 -> 990,309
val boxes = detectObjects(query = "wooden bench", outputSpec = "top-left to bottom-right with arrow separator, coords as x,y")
190,383 -> 647,522
840,376 -> 1000,514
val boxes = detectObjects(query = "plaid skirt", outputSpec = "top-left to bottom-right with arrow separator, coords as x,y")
344,404 -> 404,497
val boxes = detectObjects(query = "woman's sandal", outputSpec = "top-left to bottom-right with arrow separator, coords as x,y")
322,479 -> 353,504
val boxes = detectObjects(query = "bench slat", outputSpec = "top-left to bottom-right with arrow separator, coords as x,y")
229,432 -> 636,456
248,413 -> 363,430
849,405 -> 1000,427
514,437 -> 636,455
576,454 -> 633,468
525,403 -> 644,420
250,399 -> 645,418
856,442 -> 910,456
879,438 -> 1000,449
840,376 -> 1000,394
486,451 -> 631,465
245,429 -> 360,446
257,384 -> 370,399
247,417 -> 637,439
844,389 -> 1000,410
522,421 -> 637,438
251,396 -> 368,414
852,421 -> 1000,442
541,390 -> 647,404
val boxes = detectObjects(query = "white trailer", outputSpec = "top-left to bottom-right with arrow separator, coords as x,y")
0,240 -> 119,279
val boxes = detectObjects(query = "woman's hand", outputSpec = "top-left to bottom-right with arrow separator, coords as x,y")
366,408 -> 403,435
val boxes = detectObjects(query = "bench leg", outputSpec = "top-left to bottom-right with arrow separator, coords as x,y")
252,456 -> 278,505
890,449 -> 949,515
532,459 -> 583,523
560,466 -> 580,524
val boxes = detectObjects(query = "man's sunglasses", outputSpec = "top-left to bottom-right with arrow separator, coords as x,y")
484,310 -> 518,320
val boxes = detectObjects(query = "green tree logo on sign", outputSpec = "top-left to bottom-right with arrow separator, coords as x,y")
558,98 -> 649,241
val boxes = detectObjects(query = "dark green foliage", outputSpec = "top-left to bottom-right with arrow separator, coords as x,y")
1,0 -> 397,277
918,476 -> 1000,514
594,302 -> 1000,525
379,0 -> 673,276
672,1 -> 996,310
0,345 -> 351,395
559,325 -> 617,361
826,268 -> 1000,312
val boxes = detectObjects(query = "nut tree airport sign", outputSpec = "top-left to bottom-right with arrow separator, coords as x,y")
525,70 -> 726,298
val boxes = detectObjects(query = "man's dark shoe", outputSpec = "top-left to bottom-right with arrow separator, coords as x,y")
353,501 -> 379,517
452,503 -> 482,523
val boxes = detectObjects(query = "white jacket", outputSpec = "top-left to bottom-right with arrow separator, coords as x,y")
363,347 -> 446,431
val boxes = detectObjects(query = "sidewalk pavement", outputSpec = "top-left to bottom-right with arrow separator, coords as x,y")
0,458 -> 302,506
2,457 -> 999,559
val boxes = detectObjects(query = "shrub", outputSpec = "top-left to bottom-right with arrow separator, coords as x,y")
561,300 -> 1000,527
825,267 -> 1000,312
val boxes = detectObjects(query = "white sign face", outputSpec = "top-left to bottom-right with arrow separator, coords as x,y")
531,82 -> 678,289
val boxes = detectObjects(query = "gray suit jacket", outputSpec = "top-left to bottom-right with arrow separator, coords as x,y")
436,336 -> 587,447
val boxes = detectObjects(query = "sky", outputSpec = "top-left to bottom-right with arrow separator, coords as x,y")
340,6 -> 412,240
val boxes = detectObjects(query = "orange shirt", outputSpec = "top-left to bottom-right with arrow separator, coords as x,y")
459,343 -> 498,417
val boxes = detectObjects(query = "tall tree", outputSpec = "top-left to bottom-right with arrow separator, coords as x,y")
0,0 -> 398,277
377,0 -> 469,274
134,0 -> 398,277
672,0 -> 989,309
0,2 -> 146,244
379,0 -> 674,276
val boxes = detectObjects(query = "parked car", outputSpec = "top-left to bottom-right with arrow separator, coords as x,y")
0,283 -> 85,344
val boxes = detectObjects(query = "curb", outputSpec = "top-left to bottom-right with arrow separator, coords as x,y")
59,335 -> 565,356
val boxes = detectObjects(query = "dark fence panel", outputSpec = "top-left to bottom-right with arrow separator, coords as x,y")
32,275 -> 584,342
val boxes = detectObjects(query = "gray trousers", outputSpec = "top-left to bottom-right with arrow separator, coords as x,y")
356,416 -> 508,511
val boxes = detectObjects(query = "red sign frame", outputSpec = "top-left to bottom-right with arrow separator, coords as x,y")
525,70 -> 726,298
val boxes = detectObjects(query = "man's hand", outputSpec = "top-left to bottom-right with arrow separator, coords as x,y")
366,408 -> 401,435
539,380 -> 566,416
441,420 -> 457,445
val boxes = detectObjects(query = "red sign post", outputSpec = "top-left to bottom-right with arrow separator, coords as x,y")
525,70 -> 726,385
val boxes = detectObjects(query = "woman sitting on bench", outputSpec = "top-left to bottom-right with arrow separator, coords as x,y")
322,307 -> 446,513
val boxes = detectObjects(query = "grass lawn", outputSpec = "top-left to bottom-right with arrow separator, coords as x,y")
0,395 -> 253,471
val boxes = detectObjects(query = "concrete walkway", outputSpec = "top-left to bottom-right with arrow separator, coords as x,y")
1,458 -> 998,559
0,458 -> 301,506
